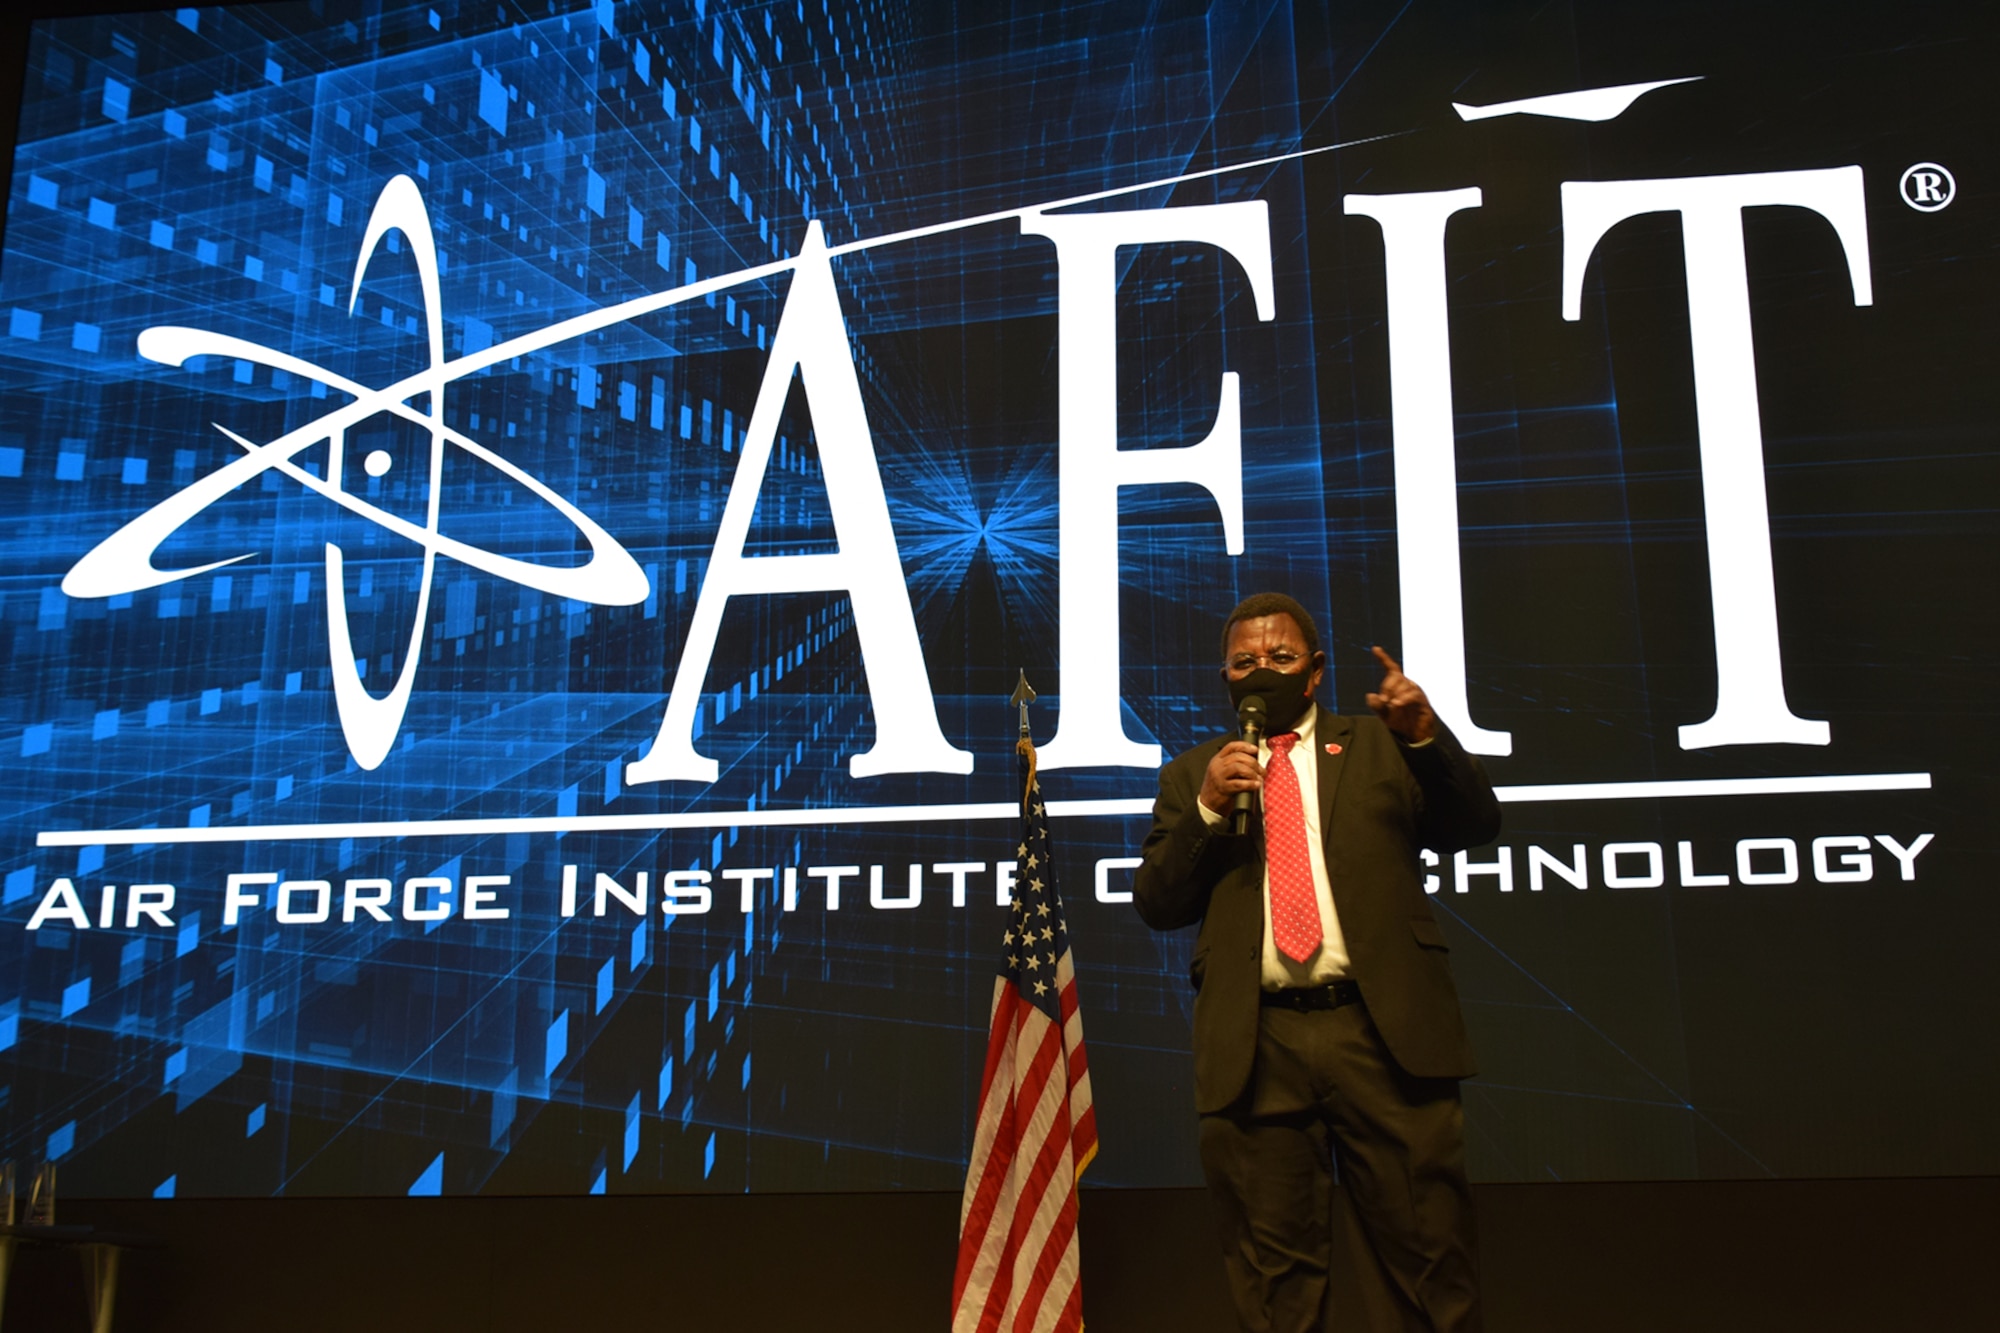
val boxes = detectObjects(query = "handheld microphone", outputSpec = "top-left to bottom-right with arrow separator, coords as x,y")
1232,694 -> 1268,837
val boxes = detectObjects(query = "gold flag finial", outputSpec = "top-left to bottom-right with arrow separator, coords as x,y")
1009,671 -> 1038,807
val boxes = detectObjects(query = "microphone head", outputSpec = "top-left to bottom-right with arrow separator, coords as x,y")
1237,694 -> 1268,729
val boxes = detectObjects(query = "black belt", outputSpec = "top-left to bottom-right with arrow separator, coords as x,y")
1260,979 -> 1362,1011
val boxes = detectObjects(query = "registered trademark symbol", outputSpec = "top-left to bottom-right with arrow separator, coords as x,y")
1899,162 -> 1955,212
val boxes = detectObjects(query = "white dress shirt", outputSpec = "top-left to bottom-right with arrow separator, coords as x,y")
1197,707 -> 1351,987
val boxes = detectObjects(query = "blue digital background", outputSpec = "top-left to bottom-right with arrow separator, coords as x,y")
2,0 -> 1995,1197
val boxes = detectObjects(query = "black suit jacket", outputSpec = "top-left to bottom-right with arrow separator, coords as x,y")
1134,708 -> 1500,1113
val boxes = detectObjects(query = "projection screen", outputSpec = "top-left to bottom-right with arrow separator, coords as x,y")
1,0 -> 1993,1196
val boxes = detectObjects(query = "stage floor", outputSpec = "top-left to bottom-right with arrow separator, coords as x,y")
4,1177 -> 1993,1331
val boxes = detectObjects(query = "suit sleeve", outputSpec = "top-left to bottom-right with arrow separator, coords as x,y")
1133,745 -> 1242,932
1400,722 -> 1503,854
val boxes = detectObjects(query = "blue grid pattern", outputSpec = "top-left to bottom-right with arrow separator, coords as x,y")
0,0 -> 1332,1197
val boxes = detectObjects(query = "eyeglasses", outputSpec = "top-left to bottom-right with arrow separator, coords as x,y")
1223,649 -> 1307,675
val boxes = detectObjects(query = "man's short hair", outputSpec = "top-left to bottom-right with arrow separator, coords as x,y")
1219,592 -> 1322,663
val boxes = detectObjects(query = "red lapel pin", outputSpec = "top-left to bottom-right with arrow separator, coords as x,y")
1324,742 -> 1343,755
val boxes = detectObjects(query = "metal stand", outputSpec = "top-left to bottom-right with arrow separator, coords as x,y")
0,1224 -> 156,1333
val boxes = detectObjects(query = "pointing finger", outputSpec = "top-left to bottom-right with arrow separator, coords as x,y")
1370,644 -> 1403,677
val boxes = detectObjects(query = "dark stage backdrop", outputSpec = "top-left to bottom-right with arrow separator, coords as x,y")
0,0 -> 1992,1198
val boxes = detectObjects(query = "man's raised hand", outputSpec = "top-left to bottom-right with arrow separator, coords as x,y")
1365,645 -> 1436,744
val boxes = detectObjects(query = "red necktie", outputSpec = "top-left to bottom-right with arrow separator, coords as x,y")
1263,733 -> 1322,963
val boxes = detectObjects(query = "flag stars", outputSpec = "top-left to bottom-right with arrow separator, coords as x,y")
995,759 -> 1079,1022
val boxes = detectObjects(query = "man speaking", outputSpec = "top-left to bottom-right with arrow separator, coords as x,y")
1133,592 -> 1500,1332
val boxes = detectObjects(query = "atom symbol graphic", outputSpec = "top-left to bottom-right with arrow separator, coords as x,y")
61,176 -> 649,769
65,141 -> 1364,772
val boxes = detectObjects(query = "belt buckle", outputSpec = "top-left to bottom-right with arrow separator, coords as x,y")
1262,981 -> 1359,1011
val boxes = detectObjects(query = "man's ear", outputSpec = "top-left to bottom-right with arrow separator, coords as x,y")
1306,651 -> 1328,695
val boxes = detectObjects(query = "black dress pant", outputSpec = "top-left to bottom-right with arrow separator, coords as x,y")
1197,998 -> 1480,1333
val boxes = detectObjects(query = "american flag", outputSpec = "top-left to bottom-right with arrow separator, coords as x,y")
952,755 -> 1098,1333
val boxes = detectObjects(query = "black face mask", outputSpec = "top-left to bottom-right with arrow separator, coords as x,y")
1227,665 -> 1315,733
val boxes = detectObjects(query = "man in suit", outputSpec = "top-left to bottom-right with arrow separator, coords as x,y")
1134,592 -> 1499,1333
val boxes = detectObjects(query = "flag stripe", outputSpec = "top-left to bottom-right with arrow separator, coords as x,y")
1018,1176 -> 1081,1333
964,1006 -> 1066,1333
960,980 -> 1017,1222
994,1017 -> 1073,1333
954,986 -> 1021,1314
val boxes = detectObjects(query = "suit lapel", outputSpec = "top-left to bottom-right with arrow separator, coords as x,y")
1315,706 -> 1352,837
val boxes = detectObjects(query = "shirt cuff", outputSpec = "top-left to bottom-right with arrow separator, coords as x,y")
1401,735 -> 1435,749
1197,798 -> 1228,829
